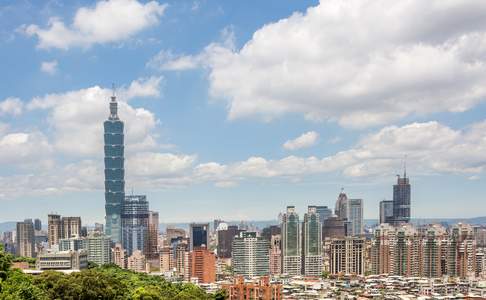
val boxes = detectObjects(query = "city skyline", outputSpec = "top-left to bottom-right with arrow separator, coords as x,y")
1,0 -> 486,224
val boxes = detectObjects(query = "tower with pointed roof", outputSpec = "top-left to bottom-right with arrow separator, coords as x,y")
104,89 -> 125,243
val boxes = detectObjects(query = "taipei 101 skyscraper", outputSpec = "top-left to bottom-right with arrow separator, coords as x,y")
104,90 -> 125,243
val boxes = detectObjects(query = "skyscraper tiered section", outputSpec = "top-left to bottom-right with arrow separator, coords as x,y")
104,93 -> 125,243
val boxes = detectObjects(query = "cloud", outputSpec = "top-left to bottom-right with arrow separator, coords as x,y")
127,152 -> 196,177
283,131 -> 319,150
190,120 -> 486,185
1,116 -> 486,196
147,26 -> 235,71
24,0 -> 167,49
0,131 -> 52,165
160,0 -> 486,128
40,60 -> 58,75
27,76 -> 163,156
0,97 -> 23,116
0,159 -> 103,198
147,50 -> 200,71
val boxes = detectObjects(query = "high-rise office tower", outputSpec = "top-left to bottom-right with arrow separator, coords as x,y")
147,211 -> 159,259
261,225 -> 281,241
269,234 -> 282,275
121,195 -> 149,256
329,237 -> 365,276
217,225 -> 243,259
347,199 -> 363,236
34,219 -> 42,231
333,191 -> 363,236
322,216 -> 346,240
62,217 -> 81,239
303,206 -> 322,276
189,223 -> 209,251
392,170 -> 411,225
232,232 -> 270,277
86,233 -> 112,265
104,92 -> 125,243
315,206 -> 332,224
190,246 -> 216,283
48,214 -> 62,248
281,206 -> 301,276
379,200 -> 394,224
335,190 -> 348,219
16,220 -> 35,258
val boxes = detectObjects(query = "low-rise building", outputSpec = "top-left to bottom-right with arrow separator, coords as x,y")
36,250 -> 88,270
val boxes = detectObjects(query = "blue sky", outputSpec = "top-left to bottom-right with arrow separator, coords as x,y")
1,0 -> 486,224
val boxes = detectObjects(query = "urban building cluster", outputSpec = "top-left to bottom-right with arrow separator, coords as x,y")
2,94 -> 486,299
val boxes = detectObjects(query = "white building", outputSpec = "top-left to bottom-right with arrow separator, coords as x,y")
36,250 -> 88,270
232,232 -> 270,277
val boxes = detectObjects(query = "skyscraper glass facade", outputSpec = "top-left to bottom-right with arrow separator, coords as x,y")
348,199 -> 363,236
315,206 -> 332,224
393,174 -> 411,224
281,206 -> 301,275
104,95 -> 125,243
121,195 -> 149,256
190,223 -> 209,251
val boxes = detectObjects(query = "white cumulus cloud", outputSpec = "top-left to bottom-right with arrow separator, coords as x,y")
24,0 -> 167,49
159,0 -> 486,128
0,97 -> 23,116
27,76 -> 163,156
283,131 -> 319,150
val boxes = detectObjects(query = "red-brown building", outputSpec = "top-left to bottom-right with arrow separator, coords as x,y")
223,276 -> 282,300
190,246 -> 216,283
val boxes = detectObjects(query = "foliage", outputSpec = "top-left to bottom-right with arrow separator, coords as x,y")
0,252 -> 226,300
11,257 -> 36,268
0,270 -> 48,300
0,244 -> 13,281
86,261 -> 99,269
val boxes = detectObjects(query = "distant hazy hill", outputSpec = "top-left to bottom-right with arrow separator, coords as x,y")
160,217 -> 486,232
364,217 -> 486,227
2,217 -> 485,234
0,222 -> 16,233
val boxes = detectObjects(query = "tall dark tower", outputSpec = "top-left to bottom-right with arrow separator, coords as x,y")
392,167 -> 411,225
104,90 -> 125,243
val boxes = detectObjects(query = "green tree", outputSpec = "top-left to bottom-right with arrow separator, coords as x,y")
0,270 -> 47,300
0,244 -> 13,281
321,270 -> 330,279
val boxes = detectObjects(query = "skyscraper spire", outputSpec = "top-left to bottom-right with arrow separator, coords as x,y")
109,83 -> 119,120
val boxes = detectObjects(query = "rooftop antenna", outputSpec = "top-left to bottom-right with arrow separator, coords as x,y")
404,154 -> 408,178
111,83 -> 116,100
341,187 -> 344,193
